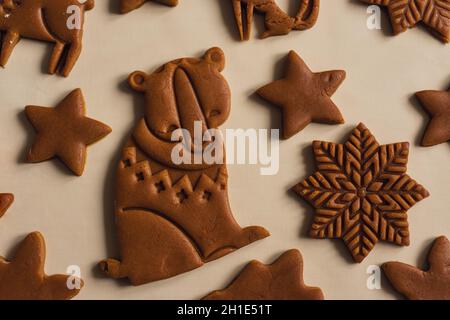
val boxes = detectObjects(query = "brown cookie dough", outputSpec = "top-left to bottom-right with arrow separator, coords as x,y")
416,87 -> 450,147
0,0 -> 95,76
257,51 -> 345,140
0,193 -> 13,219
232,0 -> 320,40
293,123 -> 430,263
360,0 -> 449,43
99,47 -> 269,286
25,89 -> 112,176
203,249 -> 324,300
120,0 -> 178,13
0,232 -> 83,300
383,236 -> 450,300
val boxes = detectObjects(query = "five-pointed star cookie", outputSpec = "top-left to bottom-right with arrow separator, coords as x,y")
416,88 -> 450,146
0,232 -> 83,300
120,0 -> 178,13
25,89 -> 112,176
257,51 -> 346,140
292,123 -> 430,263
383,236 -> 450,300
202,249 -> 324,300
360,0 -> 450,42
0,193 -> 13,219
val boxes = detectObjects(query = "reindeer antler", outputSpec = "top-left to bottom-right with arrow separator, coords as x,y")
232,0 -> 248,40
232,0 -> 320,40
294,0 -> 320,30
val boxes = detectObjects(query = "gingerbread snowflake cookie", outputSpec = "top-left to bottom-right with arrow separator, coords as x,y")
99,48 -> 269,286
293,123 -> 429,263
360,0 -> 450,43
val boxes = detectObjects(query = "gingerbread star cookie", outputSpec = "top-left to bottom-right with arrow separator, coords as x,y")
416,88 -> 450,146
293,123 -> 430,263
120,0 -> 178,13
360,0 -> 450,43
383,236 -> 450,300
0,232 -> 83,300
25,89 -> 112,176
0,193 -> 13,219
202,249 -> 324,300
257,51 -> 345,140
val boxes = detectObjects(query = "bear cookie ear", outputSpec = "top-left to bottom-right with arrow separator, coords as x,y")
83,0 -> 95,10
128,71 -> 148,92
204,47 -> 225,72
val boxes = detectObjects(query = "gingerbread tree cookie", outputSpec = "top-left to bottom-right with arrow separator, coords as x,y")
293,123 -> 429,262
0,232 -> 83,300
0,0 -> 95,76
383,236 -> 450,300
99,48 -> 269,286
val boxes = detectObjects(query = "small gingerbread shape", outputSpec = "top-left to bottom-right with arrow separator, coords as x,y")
383,236 -> 450,300
0,232 -> 83,300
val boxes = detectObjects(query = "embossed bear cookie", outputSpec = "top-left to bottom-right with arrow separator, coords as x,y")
120,0 -> 178,13
231,0 -> 320,40
0,0 -> 95,76
98,47 -> 269,286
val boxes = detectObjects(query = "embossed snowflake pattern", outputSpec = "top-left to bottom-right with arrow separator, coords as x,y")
293,123 -> 430,263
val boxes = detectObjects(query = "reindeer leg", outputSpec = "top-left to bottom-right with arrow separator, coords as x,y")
0,31 -> 20,67
294,0 -> 320,30
48,41 -> 65,75
232,0 -> 245,40
245,2 -> 254,40
60,40 -> 82,77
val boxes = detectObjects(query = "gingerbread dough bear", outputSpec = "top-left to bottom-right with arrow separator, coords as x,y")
99,48 -> 269,286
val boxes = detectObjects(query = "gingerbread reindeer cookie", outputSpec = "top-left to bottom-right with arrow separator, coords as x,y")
120,0 -> 178,14
231,0 -> 320,40
99,47 -> 269,286
0,0 -> 95,76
